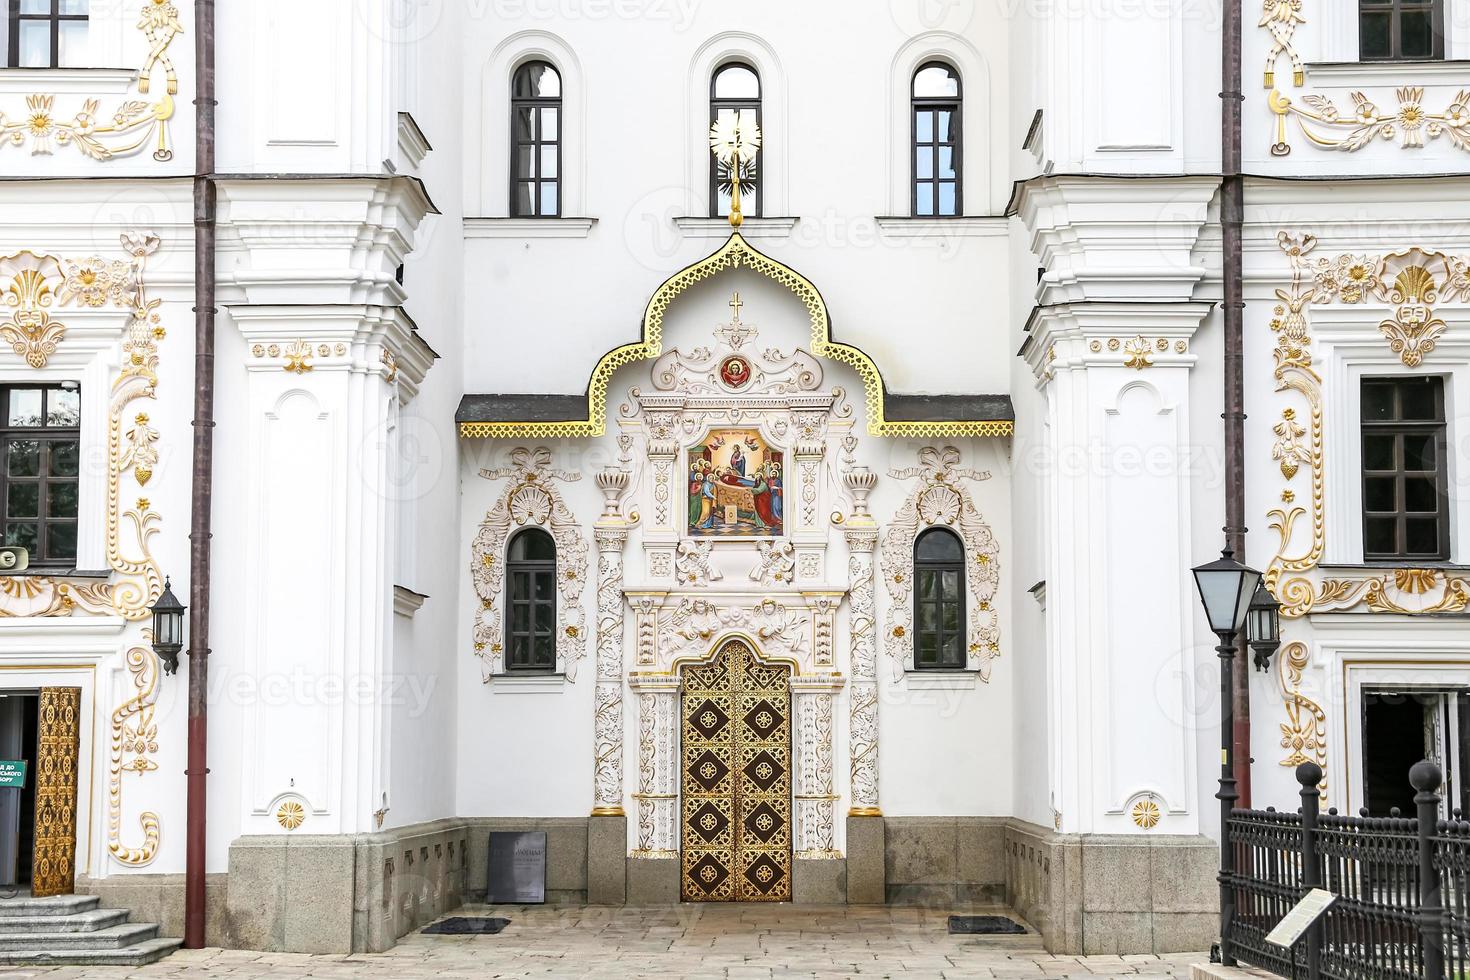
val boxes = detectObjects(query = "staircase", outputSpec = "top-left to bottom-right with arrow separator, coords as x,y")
0,892 -> 180,966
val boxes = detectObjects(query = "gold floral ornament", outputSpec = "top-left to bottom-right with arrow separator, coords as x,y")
1122,336 -> 1154,370
1131,798 -> 1161,830
0,252 -> 67,368
0,2 -> 182,162
276,800 -> 306,831
1272,408 -> 1308,479
108,646 -> 162,866
1269,86 -> 1470,157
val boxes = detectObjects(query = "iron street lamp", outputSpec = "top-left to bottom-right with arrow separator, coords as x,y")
150,577 -> 186,676
1246,581 -> 1281,672
1191,548 -> 1263,968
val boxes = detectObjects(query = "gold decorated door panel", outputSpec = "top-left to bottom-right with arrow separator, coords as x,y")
680,639 -> 792,902
31,687 -> 80,898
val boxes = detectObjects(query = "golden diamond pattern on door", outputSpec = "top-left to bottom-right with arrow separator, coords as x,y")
31,687 -> 80,898
681,639 -> 791,902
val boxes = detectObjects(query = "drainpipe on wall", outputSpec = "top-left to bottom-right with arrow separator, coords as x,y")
1221,0 -> 1253,808
184,0 -> 216,950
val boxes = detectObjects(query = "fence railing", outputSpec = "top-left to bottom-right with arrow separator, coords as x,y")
1222,759 -> 1462,980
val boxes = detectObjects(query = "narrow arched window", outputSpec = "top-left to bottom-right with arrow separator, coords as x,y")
914,527 -> 966,670
511,61 -> 562,217
710,62 -> 761,218
912,62 -> 961,217
506,527 -> 557,670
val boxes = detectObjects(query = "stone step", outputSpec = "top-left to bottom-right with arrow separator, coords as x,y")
0,894 -> 100,918
0,922 -> 158,950
0,936 -> 181,967
0,907 -> 130,934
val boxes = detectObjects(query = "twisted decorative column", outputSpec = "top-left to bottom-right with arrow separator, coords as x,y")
845,468 -> 880,816
592,468 -> 629,816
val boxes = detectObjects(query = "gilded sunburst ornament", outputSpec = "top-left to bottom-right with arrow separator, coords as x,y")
1131,798 -> 1161,830
276,800 -> 305,831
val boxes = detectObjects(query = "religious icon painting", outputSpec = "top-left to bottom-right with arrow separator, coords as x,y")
687,429 -> 784,538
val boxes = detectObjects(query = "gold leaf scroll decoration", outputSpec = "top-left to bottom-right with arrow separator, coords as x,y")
108,645 -> 161,865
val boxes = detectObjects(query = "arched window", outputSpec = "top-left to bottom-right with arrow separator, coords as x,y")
710,62 -> 761,218
511,61 -> 562,217
914,527 -> 966,669
912,62 -> 961,217
506,527 -> 557,670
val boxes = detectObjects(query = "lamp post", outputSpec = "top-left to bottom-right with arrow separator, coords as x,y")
1192,549 -> 1263,967
1246,581 -> 1281,673
150,577 -> 186,676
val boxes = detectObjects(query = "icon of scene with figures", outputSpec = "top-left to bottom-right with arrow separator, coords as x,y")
688,430 -> 784,537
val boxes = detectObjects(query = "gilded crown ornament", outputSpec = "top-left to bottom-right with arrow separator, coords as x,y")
709,111 -> 762,228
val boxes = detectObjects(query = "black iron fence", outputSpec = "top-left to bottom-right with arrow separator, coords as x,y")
1222,759 -> 1470,980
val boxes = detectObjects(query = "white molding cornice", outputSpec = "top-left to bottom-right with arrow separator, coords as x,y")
463,217 -> 597,239
0,67 -> 138,96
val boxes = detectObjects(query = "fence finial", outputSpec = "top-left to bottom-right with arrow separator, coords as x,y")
1296,761 -> 1323,789
1410,759 -> 1443,796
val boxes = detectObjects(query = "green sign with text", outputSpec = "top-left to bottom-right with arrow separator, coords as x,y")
0,760 -> 25,789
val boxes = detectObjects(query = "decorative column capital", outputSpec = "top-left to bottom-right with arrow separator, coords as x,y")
844,527 -> 878,553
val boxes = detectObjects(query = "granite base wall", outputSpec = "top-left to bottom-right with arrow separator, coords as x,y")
883,816 -> 1007,906
1004,819 -> 1218,954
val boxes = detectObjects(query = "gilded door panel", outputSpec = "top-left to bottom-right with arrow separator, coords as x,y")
31,687 -> 80,898
680,640 -> 791,903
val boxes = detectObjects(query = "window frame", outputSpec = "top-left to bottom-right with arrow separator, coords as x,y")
911,61 -> 963,219
708,61 -> 763,220
1360,375 -> 1450,562
509,60 -> 563,219
6,0 -> 88,70
1358,0 -> 1446,61
504,527 -> 558,673
912,526 -> 967,671
0,384 -> 81,569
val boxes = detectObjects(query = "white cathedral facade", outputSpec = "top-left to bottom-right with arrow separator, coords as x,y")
0,0 -> 1466,961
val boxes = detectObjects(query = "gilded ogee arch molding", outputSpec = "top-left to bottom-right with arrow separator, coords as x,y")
457,232 -> 1013,440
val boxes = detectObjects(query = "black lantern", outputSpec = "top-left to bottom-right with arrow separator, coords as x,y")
1247,580 -> 1282,672
1191,549 -> 1262,638
150,577 -> 186,676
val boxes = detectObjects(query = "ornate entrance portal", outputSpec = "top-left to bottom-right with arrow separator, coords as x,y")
680,639 -> 792,902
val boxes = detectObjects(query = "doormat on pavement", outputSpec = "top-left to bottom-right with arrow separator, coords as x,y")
947,915 -> 1026,935
422,917 -> 511,935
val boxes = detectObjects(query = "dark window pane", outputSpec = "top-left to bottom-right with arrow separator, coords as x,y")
1361,11 -> 1392,58
47,481 -> 77,518
1405,518 -> 1440,555
7,389 -> 43,427
515,183 -> 535,215
942,634 -> 963,666
917,632 -> 937,665
510,635 -> 529,666
1404,477 -> 1438,513
510,528 -> 555,561
534,635 -> 553,665
1364,477 -> 1397,512
534,571 -> 555,601
7,440 -> 40,478
1399,379 -> 1438,420
1400,10 -> 1436,58
6,484 -> 38,519
943,600 -> 961,632
513,108 -> 534,142
1365,517 -> 1397,555
1403,434 -> 1435,471
1364,435 -> 1397,471
49,441 -> 78,478
515,145 -> 535,180
511,603 -> 528,632
917,568 -> 936,600
919,601 -> 937,633
942,569 -> 960,596
513,62 -> 560,98
46,523 -> 76,562
1362,382 -> 1396,421
917,529 -> 963,561
535,602 -> 554,633
4,523 -> 37,552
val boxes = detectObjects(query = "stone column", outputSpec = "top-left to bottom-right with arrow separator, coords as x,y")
844,520 -> 884,904
626,672 -> 680,903
588,470 -> 629,904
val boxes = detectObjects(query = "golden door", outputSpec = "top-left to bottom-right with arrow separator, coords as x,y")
31,687 -> 80,898
680,639 -> 792,902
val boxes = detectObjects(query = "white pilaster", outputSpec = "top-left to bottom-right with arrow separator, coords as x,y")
844,526 -> 880,816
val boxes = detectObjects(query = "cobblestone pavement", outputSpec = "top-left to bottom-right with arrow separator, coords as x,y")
7,904 -> 1212,979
